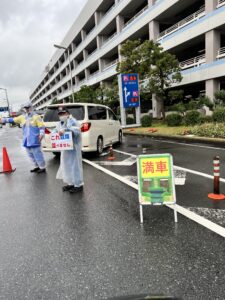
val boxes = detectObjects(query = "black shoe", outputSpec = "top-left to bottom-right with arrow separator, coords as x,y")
30,167 -> 40,173
69,186 -> 83,194
62,185 -> 73,192
36,168 -> 46,174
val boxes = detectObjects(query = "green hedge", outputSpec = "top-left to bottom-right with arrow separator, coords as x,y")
184,110 -> 201,126
126,117 -> 135,125
212,108 -> 225,123
141,115 -> 152,127
165,113 -> 182,126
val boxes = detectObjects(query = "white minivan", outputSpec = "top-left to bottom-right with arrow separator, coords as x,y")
42,103 -> 122,155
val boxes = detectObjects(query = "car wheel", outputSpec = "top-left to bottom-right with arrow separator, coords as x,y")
97,137 -> 103,155
118,130 -> 123,145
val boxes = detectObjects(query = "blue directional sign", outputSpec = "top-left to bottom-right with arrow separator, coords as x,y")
120,73 -> 140,108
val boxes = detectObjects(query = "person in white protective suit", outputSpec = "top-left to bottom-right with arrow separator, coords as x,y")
55,106 -> 84,193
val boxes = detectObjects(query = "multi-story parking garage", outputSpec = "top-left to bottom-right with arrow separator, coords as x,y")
30,0 -> 225,115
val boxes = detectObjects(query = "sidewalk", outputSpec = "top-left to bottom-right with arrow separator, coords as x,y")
123,127 -> 225,146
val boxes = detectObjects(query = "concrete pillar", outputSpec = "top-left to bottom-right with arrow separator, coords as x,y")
71,42 -> 76,52
116,15 -> 124,33
206,79 -> 220,101
205,30 -> 220,63
83,49 -> 88,60
75,75 -> 80,86
148,0 -> 156,6
85,68 -> 90,80
73,59 -> 78,69
149,20 -> 159,41
98,58 -> 105,72
81,29 -> 86,41
97,35 -> 103,49
205,0 -> 217,13
94,11 -> 102,26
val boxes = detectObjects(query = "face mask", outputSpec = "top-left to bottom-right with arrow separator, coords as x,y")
59,116 -> 68,122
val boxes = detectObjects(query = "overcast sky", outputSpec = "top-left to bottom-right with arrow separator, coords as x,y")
0,0 -> 87,110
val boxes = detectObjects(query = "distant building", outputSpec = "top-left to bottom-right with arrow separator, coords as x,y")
30,0 -> 225,117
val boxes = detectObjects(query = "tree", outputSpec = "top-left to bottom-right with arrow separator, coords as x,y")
50,97 -> 60,105
74,85 -> 96,103
117,39 -> 182,118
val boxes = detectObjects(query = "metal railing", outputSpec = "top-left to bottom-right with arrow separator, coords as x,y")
123,5 -> 149,29
217,0 -> 225,8
179,54 -> 206,70
103,59 -> 119,71
101,32 -> 118,48
89,70 -> 100,79
217,47 -> 225,59
158,6 -> 205,40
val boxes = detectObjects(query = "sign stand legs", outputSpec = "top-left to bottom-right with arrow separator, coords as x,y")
140,205 -> 143,224
174,204 -> 178,223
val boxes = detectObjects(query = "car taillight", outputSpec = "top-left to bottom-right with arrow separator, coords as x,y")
45,128 -> 51,134
81,122 -> 91,132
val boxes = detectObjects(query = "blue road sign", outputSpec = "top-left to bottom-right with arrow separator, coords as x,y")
120,74 -> 140,108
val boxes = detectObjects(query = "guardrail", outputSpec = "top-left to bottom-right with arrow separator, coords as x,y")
101,32 -> 118,48
89,70 -> 100,79
103,59 -> 119,71
123,5 -> 149,29
217,0 -> 225,8
217,47 -> 225,59
179,54 -> 206,70
158,6 -> 205,40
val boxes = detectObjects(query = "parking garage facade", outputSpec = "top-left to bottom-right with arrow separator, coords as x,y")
30,0 -> 225,116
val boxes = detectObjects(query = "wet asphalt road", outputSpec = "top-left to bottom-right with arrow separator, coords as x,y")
0,126 -> 225,300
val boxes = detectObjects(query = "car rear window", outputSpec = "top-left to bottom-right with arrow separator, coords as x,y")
88,106 -> 107,120
43,106 -> 85,122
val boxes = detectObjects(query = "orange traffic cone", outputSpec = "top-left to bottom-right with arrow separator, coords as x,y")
0,147 -> 16,174
107,142 -> 115,161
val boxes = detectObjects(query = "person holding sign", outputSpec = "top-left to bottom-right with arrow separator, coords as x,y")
55,107 -> 84,193
0,102 -> 46,173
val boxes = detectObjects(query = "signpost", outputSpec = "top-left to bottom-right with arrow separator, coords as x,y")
118,73 -> 141,128
50,132 -> 73,151
137,153 -> 178,223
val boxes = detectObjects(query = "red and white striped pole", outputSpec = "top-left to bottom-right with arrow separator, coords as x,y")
213,156 -> 220,194
208,156 -> 225,200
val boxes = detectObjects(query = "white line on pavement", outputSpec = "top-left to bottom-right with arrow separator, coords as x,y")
114,149 -> 225,183
83,158 -> 225,238
153,138 -> 225,151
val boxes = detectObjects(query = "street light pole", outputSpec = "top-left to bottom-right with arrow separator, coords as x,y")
0,87 -> 10,116
54,44 -> 75,103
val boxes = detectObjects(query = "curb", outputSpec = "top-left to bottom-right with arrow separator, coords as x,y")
123,131 -> 225,146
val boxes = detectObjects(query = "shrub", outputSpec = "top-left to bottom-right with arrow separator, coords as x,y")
197,96 -> 214,110
212,108 -> 225,123
189,123 -> 225,138
184,110 -> 201,126
141,115 -> 152,127
185,100 -> 199,111
126,117 -> 135,125
200,115 -> 213,123
165,113 -> 182,126
214,90 -> 225,106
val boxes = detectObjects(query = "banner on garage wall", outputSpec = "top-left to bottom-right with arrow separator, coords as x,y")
50,132 -> 73,151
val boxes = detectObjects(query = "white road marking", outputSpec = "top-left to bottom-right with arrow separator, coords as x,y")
83,158 -> 225,238
150,138 -> 225,151
114,149 -> 225,183
97,156 -> 137,166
